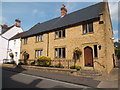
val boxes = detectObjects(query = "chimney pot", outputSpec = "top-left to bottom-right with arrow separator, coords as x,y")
15,19 -> 21,27
61,4 -> 67,17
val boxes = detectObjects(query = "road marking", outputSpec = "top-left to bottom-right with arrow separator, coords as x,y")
17,72 -> 89,88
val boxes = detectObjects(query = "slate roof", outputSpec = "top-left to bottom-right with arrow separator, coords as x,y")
9,31 -> 27,40
1,25 -> 14,34
22,2 -> 105,38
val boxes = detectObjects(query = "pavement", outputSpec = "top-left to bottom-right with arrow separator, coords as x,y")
2,66 -> 119,89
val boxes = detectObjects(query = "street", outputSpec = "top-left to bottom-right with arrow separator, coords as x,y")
2,69 -> 89,89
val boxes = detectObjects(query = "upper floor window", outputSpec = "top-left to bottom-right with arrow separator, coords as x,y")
35,50 -> 43,58
14,40 -> 16,45
82,22 -> 93,34
36,34 -> 43,42
24,38 -> 28,44
55,48 -> 66,58
55,29 -> 65,39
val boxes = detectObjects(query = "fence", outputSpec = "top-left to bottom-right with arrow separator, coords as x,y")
19,59 -> 75,69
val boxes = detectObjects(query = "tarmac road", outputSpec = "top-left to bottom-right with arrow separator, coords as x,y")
2,69 -> 89,89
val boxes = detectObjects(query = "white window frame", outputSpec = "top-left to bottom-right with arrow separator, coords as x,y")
36,34 -> 43,42
55,29 -> 65,39
24,38 -> 28,44
35,50 -> 43,58
55,48 -> 65,58
82,22 -> 93,34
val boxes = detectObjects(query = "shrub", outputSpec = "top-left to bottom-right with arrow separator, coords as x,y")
36,56 -> 51,66
18,62 -> 28,65
70,65 -> 81,70
55,63 -> 64,68
115,49 -> 120,60
6,61 -> 16,64
31,61 -> 35,65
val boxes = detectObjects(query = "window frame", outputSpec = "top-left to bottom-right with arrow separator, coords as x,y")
94,45 -> 98,58
54,47 -> 66,58
36,34 -> 43,42
24,38 -> 28,44
35,50 -> 43,58
82,22 -> 94,34
55,29 -> 65,39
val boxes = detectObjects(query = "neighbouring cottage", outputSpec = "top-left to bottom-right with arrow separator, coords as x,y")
0,19 -> 23,63
8,31 -> 27,64
20,2 -> 115,73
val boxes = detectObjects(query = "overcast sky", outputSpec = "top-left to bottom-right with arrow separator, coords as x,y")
0,1 -> 119,41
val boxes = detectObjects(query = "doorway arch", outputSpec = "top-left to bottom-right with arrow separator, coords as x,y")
84,46 -> 93,67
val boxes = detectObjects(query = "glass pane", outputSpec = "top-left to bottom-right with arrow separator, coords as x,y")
55,48 -> 58,58
59,48 -> 61,58
94,45 -> 98,58
82,24 -> 87,34
89,22 -> 93,32
55,32 -> 59,38
62,48 -> 66,58
59,31 -> 61,38
62,29 -> 65,37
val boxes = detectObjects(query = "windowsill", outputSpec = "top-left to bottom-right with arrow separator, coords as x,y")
94,57 -> 98,59
35,41 -> 44,43
23,44 -> 28,45
54,58 -> 66,59
54,37 -> 65,40
82,32 -> 94,35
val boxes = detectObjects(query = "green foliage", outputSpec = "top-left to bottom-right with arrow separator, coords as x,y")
115,49 -> 120,60
31,61 -> 35,65
55,63 -> 64,68
6,61 -> 16,64
18,62 -> 28,65
36,56 -> 51,66
70,65 -> 81,70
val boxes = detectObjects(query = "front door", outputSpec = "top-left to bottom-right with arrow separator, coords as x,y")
84,46 -> 93,67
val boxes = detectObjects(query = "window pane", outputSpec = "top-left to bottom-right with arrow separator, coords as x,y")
62,48 -> 66,58
88,22 -> 93,32
62,29 -> 65,37
59,31 -> 61,38
55,48 -> 58,58
94,45 -> 98,58
55,31 -> 59,38
41,35 -> 43,41
59,48 -> 61,58
82,24 -> 87,34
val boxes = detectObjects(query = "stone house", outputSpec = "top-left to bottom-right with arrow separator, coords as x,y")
20,2 -> 115,73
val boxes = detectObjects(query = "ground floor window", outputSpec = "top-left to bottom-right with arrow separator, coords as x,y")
35,50 -> 42,58
55,48 -> 66,58
94,45 -> 98,58
15,52 -> 18,57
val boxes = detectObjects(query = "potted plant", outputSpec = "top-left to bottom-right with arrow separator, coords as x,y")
9,53 -> 14,59
73,47 -> 82,68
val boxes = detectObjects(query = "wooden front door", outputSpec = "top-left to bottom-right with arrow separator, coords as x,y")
84,47 -> 93,67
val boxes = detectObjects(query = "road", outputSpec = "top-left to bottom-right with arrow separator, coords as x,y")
2,69 -> 90,89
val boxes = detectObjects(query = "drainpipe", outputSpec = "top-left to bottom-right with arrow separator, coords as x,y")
47,33 -> 49,56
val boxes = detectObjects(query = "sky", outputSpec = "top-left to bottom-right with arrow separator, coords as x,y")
0,1 -> 119,42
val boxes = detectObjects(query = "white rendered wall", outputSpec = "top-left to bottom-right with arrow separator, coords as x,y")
0,26 -> 23,63
8,38 -> 21,65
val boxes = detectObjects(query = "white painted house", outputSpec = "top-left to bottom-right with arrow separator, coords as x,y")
0,19 -> 23,63
8,31 -> 27,64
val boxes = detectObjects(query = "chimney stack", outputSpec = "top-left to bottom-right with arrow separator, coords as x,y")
61,4 -> 67,17
15,19 -> 21,27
